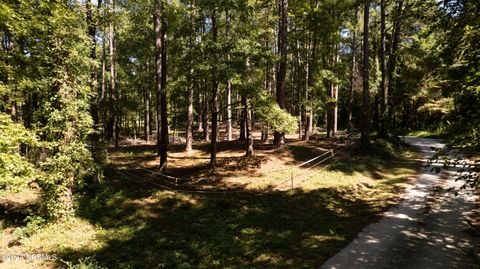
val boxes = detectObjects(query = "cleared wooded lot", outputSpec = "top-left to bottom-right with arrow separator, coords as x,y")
0,0 -> 479,268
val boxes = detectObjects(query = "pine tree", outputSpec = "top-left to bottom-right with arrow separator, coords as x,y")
361,1 -> 371,147
274,0 -> 288,148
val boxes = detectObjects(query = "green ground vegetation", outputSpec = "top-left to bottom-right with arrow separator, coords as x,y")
1,138 -> 420,269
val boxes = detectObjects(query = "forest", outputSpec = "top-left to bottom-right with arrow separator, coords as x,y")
0,0 -> 479,268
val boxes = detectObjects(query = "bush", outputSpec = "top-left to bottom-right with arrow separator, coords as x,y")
254,95 -> 298,134
62,256 -> 107,269
0,113 -> 39,192
13,216 -> 46,238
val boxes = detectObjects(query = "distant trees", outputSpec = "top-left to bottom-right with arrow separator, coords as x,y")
435,0 -> 480,150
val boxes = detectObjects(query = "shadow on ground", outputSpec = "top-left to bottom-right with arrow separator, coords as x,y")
107,138 -> 341,180
51,137 -> 422,268
326,139 -> 420,181
59,180 -> 385,269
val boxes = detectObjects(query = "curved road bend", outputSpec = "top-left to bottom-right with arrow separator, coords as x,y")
320,137 -> 479,269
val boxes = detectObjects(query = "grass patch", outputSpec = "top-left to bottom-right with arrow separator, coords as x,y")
407,130 -> 447,139
0,139 -> 421,269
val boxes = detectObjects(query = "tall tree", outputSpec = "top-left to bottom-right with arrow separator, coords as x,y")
347,6 -> 358,134
154,0 -> 168,170
387,0 -> 404,127
100,9 -> 107,137
379,0 -> 388,136
210,7 -> 219,167
225,10 -> 233,142
86,0 -> 106,184
154,0 -> 162,155
144,62 -> 152,142
0,0 -> 96,219
109,0 -> 119,148
274,0 -> 288,148
327,42 -> 340,138
333,46 -> 339,137
245,99 -> 254,156
159,0 -> 169,169
186,0 -> 195,153
361,1 -> 370,146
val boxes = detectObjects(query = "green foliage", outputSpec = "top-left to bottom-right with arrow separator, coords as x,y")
156,251 -> 194,269
422,0 -> 480,189
254,95 -> 298,134
35,2 -> 94,220
1,1 -> 95,220
0,113 -> 38,192
0,0 -> 477,226
62,256 -> 108,269
53,141 -> 414,268
13,216 -> 46,238
433,0 -> 480,152
447,89 -> 480,152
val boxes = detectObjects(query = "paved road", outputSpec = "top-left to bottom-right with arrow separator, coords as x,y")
321,137 -> 479,269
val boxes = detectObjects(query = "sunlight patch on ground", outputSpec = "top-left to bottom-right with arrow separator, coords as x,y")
22,219 -> 101,254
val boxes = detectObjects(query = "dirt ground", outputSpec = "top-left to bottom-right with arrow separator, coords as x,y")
108,125 -> 352,192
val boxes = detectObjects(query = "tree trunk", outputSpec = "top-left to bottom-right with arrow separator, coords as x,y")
109,0 -> 118,148
262,38 -> 272,142
154,0 -> 168,170
361,1 -> 370,147
333,42 -> 339,136
274,0 -> 288,148
154,0 -> 162,154
239,96 -> 246,141
225,11 -> 233,142
347,6 -> 358,134
245,99 -> 254,156
243,57 -> 255,156
327,79 -> 333,138
87,0 -> 105,184
144,62 -> 151,142
226,82 -> 233,141
186,79 -> 194,152
387,0 -> 404,127
293,39 -> 302,140
203,82 -> 210,141
261,124 -> 268,142
86,0 -> 97,96
305,74 -> 313,142
298,106 -> 303,139
300,42 -> 309,141
305,34 -> 316,141
374,94 -> 379,130
332,43 -> 340,137
379,0 -> 388,136
101,21 -> 107,137
159,0 -> 169,169
327,42 -> 339,139
198,92 -> 203,132
210,8 -> 218,168
333,83 -> 338,135
186,0 -> 195,153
